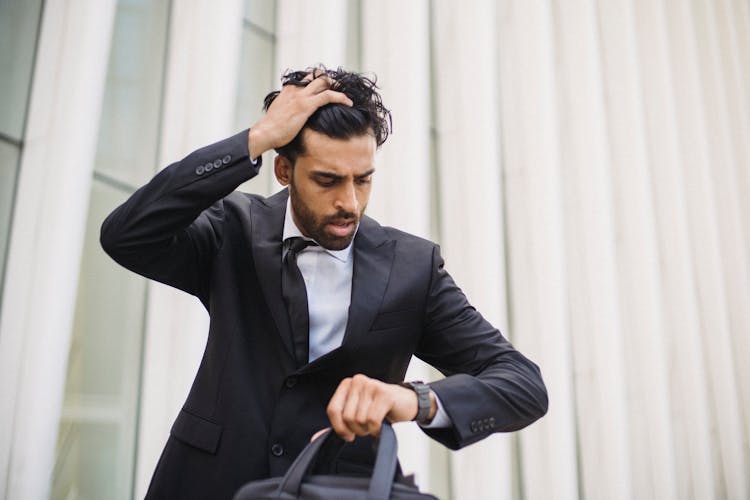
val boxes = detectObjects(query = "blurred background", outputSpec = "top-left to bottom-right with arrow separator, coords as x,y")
1,0 -> 749,499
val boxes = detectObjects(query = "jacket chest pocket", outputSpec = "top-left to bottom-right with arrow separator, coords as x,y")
370,309 -> 419,332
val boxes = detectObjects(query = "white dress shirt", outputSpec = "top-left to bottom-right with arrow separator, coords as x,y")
282,198 -> 354,362
281,196 -> 450,428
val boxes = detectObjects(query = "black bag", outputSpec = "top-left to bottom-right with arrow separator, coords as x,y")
232,422 -> 438,499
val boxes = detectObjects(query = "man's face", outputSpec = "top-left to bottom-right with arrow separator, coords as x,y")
275,129 -> 377,250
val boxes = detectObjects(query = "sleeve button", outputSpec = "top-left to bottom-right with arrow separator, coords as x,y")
204,163 -> 213,172
222,155 -> 231,164
195,165 -> 205,175
213,159 -> 222,168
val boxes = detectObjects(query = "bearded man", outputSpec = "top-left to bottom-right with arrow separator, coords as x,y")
100,66 -> 548,499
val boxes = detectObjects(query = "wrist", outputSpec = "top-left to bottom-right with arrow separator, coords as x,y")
247,126 -> 271,160
427,390 -> 437,421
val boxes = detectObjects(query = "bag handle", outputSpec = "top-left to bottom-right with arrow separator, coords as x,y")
367,422 -> 399,500
277,422 -> 399,500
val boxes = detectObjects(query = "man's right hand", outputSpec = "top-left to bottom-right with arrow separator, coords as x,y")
247,74 -> 353,160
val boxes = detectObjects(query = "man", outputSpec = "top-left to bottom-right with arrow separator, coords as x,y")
101,66 -> 548,499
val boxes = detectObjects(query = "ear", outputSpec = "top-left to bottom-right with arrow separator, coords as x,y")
274,155 -> 292,186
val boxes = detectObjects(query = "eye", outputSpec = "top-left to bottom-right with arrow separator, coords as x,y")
315,178 -> 336,187
356,177 -> 372,185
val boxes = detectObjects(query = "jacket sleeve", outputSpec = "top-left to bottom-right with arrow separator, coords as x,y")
416,245 -> 548,449
100,129 -> 260,304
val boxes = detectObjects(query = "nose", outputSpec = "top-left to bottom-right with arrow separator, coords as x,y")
334,182 -> 358,214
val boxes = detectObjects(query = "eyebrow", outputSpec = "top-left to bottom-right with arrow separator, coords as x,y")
310,168 -> 376,181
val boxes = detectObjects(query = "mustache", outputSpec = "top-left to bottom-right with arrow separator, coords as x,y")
323,211 -> 357,224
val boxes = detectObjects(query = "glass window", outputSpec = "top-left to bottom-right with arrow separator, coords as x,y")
52,0 -> 170,498
94,0 -> 170,188
0,143 -> 20,290
236,0 -> 278,195
0,0 -> 43,140
52,180 -> 146,499
51,180 -> 147,500
244,0 -> 276,34
53,422 -> 124,500
234,29 -> 276,134
0,0 -> 44,306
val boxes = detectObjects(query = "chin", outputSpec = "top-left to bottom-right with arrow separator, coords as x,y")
320,237 -> 353,251
317,231 -> 355,251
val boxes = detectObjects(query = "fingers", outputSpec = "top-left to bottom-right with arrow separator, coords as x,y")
327,378 -> 354,442
302,74 -> 332,92
275,76 -> 351,113
298,75 -> 352,106
302,76 -> 352,107
341,382 -> 362,434
354,383 -> 374,432
313,89 -> 353,108
327,375 -> 393,442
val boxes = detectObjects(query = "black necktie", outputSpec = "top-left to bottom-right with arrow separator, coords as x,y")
282,237 -> 318,367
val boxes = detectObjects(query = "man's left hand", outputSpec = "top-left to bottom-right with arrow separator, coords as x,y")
324,374 -> 436,442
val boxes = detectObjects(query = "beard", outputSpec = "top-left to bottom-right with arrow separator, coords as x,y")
289,182 -> 363,250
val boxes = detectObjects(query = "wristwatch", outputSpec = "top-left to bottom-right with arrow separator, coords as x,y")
400,381 -> 432,425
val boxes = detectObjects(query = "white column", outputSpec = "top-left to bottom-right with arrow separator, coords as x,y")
721,0 -> 750,476
0,0 -> 117,498
275,0 -> 348,73
725,0 -> 750,248
692,0 -> 750,479
596,0 -> 679,498
432,1 -> 512,499
360,0 -> 436,492
361,0 -> 431,237
631,0 -> 717,497
551,0 -> 633,498
496,2 -> 579,499
133,1 -> 245,497
662,0 -> 749,496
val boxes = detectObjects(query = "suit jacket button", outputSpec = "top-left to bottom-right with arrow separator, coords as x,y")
222,154 -> 231,164
195,165 -> 205,175
271,443 -> 284,456
285,377 -> 297,389
213,159 -> 222,168
204,163 -> 213,172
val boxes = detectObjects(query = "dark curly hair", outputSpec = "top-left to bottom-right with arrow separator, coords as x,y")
262,65 -> 392,163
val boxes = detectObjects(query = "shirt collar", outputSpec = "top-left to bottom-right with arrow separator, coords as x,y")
283,196 -> 353,262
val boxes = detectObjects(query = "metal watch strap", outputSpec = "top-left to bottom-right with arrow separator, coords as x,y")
400,381 -> 432,424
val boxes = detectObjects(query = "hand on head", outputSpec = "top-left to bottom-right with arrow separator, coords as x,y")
248,72 -> 353,160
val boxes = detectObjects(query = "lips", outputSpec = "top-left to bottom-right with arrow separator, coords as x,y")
327,220 -> 355,238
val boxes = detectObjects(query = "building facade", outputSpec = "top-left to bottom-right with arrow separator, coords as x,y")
1,0 -> 750,499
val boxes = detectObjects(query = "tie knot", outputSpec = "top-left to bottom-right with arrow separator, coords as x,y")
286,237 -> 318,256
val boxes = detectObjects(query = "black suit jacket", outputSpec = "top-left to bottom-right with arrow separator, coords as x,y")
100,129 -> 548,499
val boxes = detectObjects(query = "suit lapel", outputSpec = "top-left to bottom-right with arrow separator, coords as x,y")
250,189 -> 295,360
298,215 -> 395,375
343,216 -> 395,344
